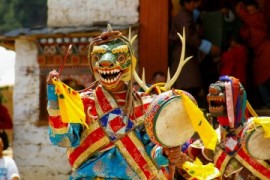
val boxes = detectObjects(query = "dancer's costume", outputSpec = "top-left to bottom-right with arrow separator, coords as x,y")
48,83 -> 171,179
188,76 -> 270,179
47,26 -> 219,179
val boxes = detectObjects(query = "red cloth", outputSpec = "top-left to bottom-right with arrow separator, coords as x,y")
237,4 -> 268,48
0,105 -> 13,129
220,45 -> 248,86
237,4 -> 270,85
253,41 -> 270,85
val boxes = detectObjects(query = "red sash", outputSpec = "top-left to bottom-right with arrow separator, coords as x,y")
235,148 -> 270,179
214,146 -> 270,179
68,86 -> 166,179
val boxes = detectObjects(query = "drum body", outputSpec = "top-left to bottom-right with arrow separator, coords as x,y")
145,90 -> 195,147
242,117 -> 270,160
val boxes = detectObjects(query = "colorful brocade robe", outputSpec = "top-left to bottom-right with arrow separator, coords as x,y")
187,125 -> 270,180
47,84 -> 168,180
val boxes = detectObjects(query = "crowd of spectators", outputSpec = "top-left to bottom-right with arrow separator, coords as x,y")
169,0 -> 270,109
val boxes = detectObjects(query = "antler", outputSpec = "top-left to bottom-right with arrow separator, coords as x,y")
133,67 -> 149,92
164,28 -> 192,90
128,26 -> 137,45
133,28 -> 191,92
167,67 -> 171,84
129,27 -> 149,92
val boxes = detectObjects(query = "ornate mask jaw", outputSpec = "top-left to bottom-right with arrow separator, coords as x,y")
207,82 -> 227,117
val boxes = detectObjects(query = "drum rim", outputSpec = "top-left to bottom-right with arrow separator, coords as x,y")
244,126 -> 267,159
153,95 -> 182,147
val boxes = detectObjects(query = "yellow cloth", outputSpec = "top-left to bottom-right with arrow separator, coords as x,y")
182,158 -> 220,180
52,79 -> 88,128
178,90 -> 218,151
253,117 -> 270,138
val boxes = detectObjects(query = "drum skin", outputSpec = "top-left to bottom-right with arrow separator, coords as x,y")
145,90 -> 195,148
242,118 -> 270,160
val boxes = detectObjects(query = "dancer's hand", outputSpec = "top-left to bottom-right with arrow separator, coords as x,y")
175,152 -> 193,169
47,69 -> 59,85
164,146 -> 181,165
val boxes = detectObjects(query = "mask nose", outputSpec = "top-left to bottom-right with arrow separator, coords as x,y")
209,85 -> 221,95
98,60 -> 114,67
98,53 -> 116,68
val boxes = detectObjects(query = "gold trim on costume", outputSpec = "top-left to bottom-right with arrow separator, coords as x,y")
134,116 -> 144,126
58,137 -> 72,147
128,132 -> 160,175
115,131 -> 166,180
235,153 -> 270,180
214,146 -> 231,176
50,125 -> 69,134
115,139 -> 147,179
47,108 -> 60,116
80,121 -> 100,141
94,86 -> 118,117
94,100 -> 103,120
69,121 -> 111,169
101,87 -> 118,108
72,135 -> 110,170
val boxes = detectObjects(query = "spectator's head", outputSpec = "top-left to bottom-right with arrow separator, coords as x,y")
229,33 -> 245,47
245,0 -> 259,14
0,136 -> 8,158
152,71 -> 166,84
0,132 -> 9,152
132,82 -> 140,91
257,0 -> 264,10
194,0 -> 202,9
180,0 -> 199,11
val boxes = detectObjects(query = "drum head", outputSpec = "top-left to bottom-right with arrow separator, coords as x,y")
246,126 -> 270,160
154,96 -> 194,147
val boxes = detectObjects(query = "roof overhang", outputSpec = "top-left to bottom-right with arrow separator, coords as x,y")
0,24 -> 139,50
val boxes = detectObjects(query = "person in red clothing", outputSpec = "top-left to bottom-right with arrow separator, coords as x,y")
0,93 -> 12,151
0,105 -> 13,130
236,0 -> 270,107
219,35 -> 248,87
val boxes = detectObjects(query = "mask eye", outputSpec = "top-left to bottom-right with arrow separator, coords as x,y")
117,54 -> 126,63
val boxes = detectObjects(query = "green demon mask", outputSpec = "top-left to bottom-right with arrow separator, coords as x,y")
88,27 -> 136,90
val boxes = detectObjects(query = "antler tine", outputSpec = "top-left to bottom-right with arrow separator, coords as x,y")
128,26 -> 138,45
129,27 -> 147,91
164,27 -> 192,90
128,26 -> 132,41
130,35 -> 137,45
142,68 -> 146,85
107,24 -> 113,32
133,68 -> 149,92
167,67 -> 171,83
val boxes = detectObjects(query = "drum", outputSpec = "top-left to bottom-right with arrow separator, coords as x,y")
144,90 -> 195,148
242,117 -> 270,160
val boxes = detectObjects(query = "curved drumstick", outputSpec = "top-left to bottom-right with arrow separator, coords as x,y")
58,44 -> 73,76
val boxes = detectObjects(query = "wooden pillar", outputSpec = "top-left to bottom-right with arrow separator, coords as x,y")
139,0 -> 169,82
